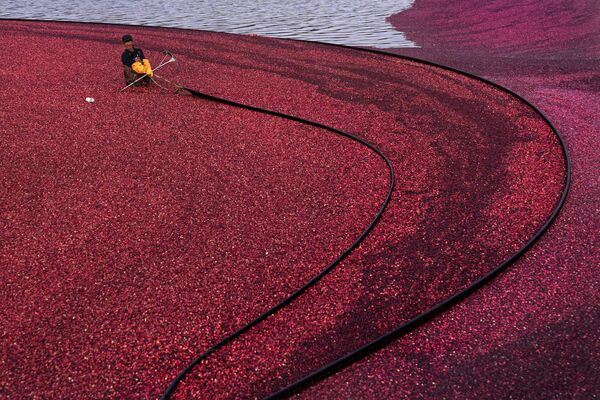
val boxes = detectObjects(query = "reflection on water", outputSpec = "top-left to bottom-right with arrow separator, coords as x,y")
0,0 -> 417,48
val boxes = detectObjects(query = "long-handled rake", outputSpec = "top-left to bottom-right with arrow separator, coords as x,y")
120,50 -> 177,92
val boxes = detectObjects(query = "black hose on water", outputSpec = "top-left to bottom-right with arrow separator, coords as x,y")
160,87 -> 396,399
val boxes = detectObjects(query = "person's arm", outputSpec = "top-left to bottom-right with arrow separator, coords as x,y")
121,52 -> 130,67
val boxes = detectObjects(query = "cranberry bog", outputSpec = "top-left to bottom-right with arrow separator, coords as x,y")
0,17 -> 580,399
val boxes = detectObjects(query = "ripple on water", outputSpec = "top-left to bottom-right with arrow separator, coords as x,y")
0,0 -> 417,48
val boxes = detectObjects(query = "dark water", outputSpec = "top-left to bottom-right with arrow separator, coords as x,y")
0,0 -> 417,48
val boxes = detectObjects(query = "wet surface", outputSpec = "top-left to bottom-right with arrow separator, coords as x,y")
0,0 -> 416,47
0,20 -> 566,399
306,0 -> 599,398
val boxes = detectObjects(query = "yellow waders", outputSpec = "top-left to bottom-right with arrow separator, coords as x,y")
131,59 -> 153,77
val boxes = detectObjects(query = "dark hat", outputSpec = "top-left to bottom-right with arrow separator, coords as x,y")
122,34 -> 133,43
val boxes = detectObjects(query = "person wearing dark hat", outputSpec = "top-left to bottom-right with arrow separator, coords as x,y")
121,34 -> 153,85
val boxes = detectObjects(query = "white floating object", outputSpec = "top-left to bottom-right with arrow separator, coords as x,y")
85,97 -> 95,103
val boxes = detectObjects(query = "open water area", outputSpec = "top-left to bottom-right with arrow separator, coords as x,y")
0,0 -> 417,47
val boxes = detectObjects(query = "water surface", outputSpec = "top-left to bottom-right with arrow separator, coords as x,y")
0,0 -> 416,48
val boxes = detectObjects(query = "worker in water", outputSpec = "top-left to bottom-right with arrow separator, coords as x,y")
121,34 -> 153,86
